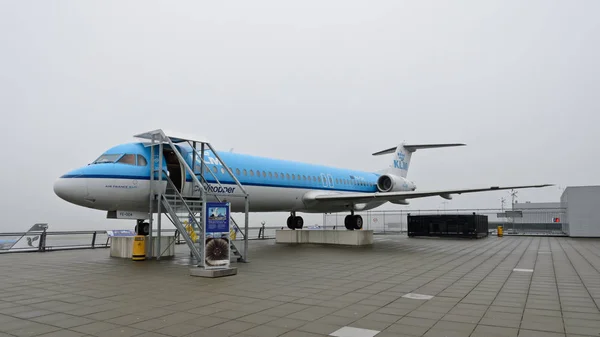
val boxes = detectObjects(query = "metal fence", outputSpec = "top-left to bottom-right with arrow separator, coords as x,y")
323,208 -> 568,236
0,208 -> 569,254
0,230 -> 110,253
0,226 -> 279,254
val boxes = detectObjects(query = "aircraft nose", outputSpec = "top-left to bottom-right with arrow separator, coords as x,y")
53,176 -> 89,205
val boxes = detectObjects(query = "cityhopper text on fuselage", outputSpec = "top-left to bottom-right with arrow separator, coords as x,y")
53,139 -> 552,231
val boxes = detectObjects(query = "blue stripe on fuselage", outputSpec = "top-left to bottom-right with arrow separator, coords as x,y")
61,142 -> 381,193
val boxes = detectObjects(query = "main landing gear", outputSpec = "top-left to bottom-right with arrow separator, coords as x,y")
344,211 -> 363,230
287,212 -> 304,230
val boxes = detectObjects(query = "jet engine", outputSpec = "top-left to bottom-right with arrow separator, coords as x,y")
376,174 -> 416,192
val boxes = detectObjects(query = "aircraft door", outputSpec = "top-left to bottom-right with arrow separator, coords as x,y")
320,173 -> 328,187
162,147 -> 185,193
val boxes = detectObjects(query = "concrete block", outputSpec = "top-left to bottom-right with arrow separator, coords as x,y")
110,236 -> 176,258
276,229 -> 373,246
189,267 -> 238,278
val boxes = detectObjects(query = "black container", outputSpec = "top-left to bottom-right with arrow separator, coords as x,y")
407,213 -> 489,238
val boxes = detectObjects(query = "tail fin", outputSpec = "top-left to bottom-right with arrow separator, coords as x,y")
372,143 -> 465,178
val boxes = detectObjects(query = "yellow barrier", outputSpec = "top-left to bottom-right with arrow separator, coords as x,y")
132,235 -> 146,261
497,225 -> 503,237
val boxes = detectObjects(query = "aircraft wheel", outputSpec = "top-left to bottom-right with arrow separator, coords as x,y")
295,216 -> 304,229
287,216 -> 295,230
354,215 -> 363,230
344,215 -> 355,230
138,222 -> 150,236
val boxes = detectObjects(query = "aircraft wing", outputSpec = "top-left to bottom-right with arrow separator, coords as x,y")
311,184 -> 553,204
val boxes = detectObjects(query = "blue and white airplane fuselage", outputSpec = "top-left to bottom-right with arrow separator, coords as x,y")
53,140 -> 552,230
54,142 -> 404,214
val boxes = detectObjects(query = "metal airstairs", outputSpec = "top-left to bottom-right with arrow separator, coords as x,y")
134,130 -> 250,266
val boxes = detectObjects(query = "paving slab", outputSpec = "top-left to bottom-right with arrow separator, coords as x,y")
2,235 -> 600,336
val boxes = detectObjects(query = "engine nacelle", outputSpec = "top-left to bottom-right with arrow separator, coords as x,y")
376,174 -> 416,192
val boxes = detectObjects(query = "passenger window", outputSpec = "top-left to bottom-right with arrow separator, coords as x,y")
117,154 -> 136,165
281,173 -> 284,179
262,171 -> 266,178
286,173 -> 290,180
243,169 -> 247,176
235,168 -> 240,175
212,166 -> 217,173
292,174 -> 295,180
249,170 -> 254,176
268,172 -> 272,178
318,176 -> 322,183
136,155 -> 147,166
303,175 -> 307,181
313,176 -> 317,182
274,172 -> 278,179
220,167 -> 225,174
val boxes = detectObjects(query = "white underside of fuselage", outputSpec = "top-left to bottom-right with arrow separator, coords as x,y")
57,178 -> 385,215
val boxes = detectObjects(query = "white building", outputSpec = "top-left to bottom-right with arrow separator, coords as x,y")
560,185 -> 600,237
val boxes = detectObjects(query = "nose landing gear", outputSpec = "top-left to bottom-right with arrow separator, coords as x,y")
135,220 -> 150,236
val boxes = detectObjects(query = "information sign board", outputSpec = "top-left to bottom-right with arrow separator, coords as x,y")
204,202 -> 231,269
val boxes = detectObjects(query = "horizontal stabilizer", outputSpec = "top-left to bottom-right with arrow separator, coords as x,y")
372,143 -> 465,156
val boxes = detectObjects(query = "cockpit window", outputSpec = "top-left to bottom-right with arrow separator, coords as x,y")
92,153 -> 148,166
92,154 -> 122,164
137,155 -> 147,166
117,154 -> 136,165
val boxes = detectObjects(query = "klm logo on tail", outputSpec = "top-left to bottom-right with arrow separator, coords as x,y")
394,152 -> 408,170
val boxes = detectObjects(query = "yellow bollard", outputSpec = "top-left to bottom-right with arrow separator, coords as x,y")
132,235 -> 146,261
497,225 -> 503,237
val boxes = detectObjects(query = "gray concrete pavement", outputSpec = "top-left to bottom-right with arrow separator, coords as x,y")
1,235 -> 599,336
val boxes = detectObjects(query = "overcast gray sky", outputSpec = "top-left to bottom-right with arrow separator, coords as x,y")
1,1 -> 598,232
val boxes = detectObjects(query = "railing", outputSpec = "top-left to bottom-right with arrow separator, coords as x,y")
0,226 -> 277,254
0,230 -> 110,253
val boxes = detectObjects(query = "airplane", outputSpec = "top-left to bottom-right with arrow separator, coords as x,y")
53,139 -> 552,233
